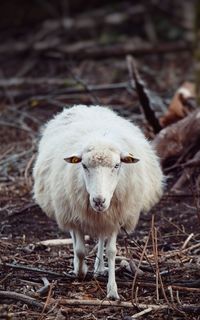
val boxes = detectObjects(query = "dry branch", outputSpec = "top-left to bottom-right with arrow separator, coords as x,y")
129,307 -> 153,319
118,279 -> 200,293
150,242 -> 200,259
58,298 -> 200,314
126,55 -> 162,134
36,236 -> 90,247
181,233 -> 194,249
2,263 -> 68,277
58,298 -> 166,310
7,203 -> 38,216
37,277 -> 50,296
131,231 -> 150,303
136,281 -> 200,293
39,282 -> 54,318
0,290 -> 45,310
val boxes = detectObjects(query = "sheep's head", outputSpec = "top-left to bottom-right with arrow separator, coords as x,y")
64,144 -> 139,213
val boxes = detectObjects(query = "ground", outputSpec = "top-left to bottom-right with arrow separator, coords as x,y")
0,1 -> 200,319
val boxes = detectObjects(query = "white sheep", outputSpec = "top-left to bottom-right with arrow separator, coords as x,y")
33,105 -> 163,299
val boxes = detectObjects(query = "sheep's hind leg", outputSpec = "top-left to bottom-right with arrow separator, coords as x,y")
106,232 -> 119,300
94,237 -> 106,275
70,230 -> 88,279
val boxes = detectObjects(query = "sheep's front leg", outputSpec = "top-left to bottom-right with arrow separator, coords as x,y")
70,230 -> 88,278
94,237 -> 105,274
106,232 -> 119,300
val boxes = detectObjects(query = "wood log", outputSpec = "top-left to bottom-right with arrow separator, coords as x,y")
153,109 -> 200,164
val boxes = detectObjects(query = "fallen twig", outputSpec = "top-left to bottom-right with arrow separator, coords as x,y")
0,290 -> 45,310
59,298 -> 165,309
117,279 -> 200,293
131,231 -> 150,303
36,235 -> 90,247
149,242 -> 200,259
39,282 -> 54,319
2,263 -> 70,278
181,233 -> 194,249
58,298 -> 200,314
7,203 -> 39,216
0,272 -> 12,285
151,215 -> 171,309
129,307 -> 153,319
24,154 -> 36,189
151,220 -> 160,301
136,281 -> 200,293
37,277 -> 50,296
0,146 -> 15,162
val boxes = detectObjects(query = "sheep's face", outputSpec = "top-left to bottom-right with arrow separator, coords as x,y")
65,145 -> 139,213
81,150 -> 121,212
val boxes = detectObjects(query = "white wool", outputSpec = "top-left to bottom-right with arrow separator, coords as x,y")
33,105 -> 164,299
33,105 -> 163,235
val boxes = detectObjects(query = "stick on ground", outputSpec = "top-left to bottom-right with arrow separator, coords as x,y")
0,290 -> 45,310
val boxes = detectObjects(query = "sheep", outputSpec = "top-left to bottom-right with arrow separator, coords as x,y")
33,105 -> 164,300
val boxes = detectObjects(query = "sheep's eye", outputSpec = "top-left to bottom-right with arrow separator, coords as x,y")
114,163 -> 120,169
82,163 -> 88,170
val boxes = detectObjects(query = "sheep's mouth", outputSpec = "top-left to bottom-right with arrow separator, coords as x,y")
92,204 -> 108,213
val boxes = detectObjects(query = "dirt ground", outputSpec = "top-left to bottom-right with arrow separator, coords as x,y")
0,1 -> 200,319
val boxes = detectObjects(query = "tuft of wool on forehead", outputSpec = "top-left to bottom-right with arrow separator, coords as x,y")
84,145 -> 119,167
87,152 -> 115,167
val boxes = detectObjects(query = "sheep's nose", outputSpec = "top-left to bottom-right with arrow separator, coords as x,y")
93,197 -> 106,206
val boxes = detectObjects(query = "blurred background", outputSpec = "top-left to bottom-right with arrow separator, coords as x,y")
0,0 -> 196,111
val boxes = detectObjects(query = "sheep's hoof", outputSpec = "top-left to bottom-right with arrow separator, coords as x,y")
107,291 -> 120,300
74,261 -> 88,279
107,283 -> 120,300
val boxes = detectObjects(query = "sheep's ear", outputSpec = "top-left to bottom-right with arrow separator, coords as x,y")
64,156 -> 82,163
121,153 -> 139,164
